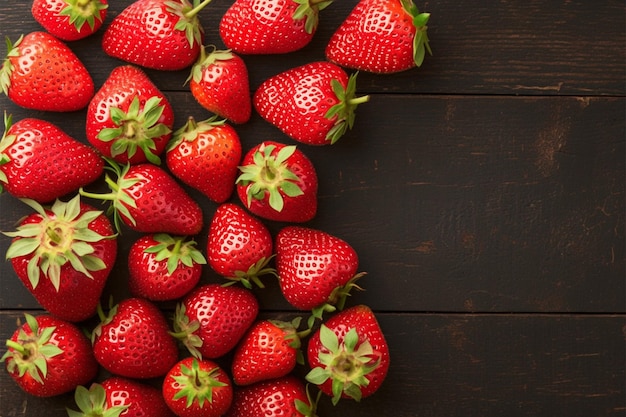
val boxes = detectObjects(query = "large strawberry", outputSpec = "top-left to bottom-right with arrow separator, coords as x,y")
32,0 -> 109,41
188,48 -> 251,124
79,160 -> 204,235
91,297 -> 179,379
128,233 -> 206,301
306,305 -> 390,405
163,357 -> 233,417
236,141 -> 318,223
219,0 -> 333,54
254,61 -> 369,145
172,283 -> 259,359
326,0 -> 432,74
0,31 -> 94,111
1,314 -> 98,397
0,114 -> 104,203
207,203 -> 274,288
166,116 -> 242,204
3,196 -> 117,322
86,65 -> 174,165
102,0 -> 212,71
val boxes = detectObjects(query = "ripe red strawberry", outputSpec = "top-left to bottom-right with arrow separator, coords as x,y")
219,0 -> 333,54
0,32 -> 94,111
306,305 -> 390,404
166,116 -> 242,203
79,161 -> 204,235
32,0 -> 108,41
207,203 -> 274,288
172,283 -> 259,359
225,376 -> 318,417
0,114 -> 104,203
67,378 -> 175,417
102,0 -> 211,71
128,233 -> 206,301
188,48 -> 251,124
254,61 -> 369,145
163,357 -> 233,417
1,314 -> 98,397
231,318 -> 309,386
236,141 -> 317,223
3,196 -> 117,322
86,65 -> 174,165
326,0 -> 432,74
91,297 -> 179,379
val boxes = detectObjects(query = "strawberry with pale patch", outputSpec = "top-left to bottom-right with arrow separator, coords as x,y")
32,0 -> 108,41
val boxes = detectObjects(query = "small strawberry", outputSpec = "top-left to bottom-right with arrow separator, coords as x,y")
163,357 -> 233,417
0,114 -> 104,203
326,0 -> 432,74
32,0 -> 109,41
86,65 -> 174,165
166,116 -> 242,204
128,233 -> 206,301
231,317 -> 309,386
102,0 -> 212,71
0,32 -> 94,111
207,203 -> 275,288
188,48 -> 251,124
3,195 -> 117,322
1,314 -> 98,397
254,61 -> 369,145
91,297 -> 179,379
219,0 -> 333,54
172,283 -> 259,359
306,305 -> 390,405
79,160 -> 204,235
236,141 -> 318,223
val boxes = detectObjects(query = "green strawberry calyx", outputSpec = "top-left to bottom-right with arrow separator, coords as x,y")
167,115 -> 226,151
171,358 -> 228,409
293,0 -> 333,34
305,325 -> 381,405
170,303 -> 203,359
1,314 -> 63,385
236,143 -> 304,213
0,35 -> 23,96
401,0 -> 432,67
144,233 -> 207,275
59,0 -> 109,32
0,111 -> 17,190
269,317 -> 311,365
186,46 -> 234,85
325,72 -> 370,144
66,383 -> 129,417
308,272 -> 367,328
222,255 -> 277,289
295,383 -> 322,417
165,0 -> 212,49
2,195 -> 114,291
97,95 -> 171,165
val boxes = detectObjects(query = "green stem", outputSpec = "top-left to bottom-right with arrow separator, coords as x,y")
349,95 -> 370,106
5,339 -> 27,355
186,0 -> 212,18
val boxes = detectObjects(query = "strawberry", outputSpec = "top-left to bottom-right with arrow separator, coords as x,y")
1,314 -> 98,397
102,0 -> 212,71
163,357 -> 233,417
231,317 -> 309,386
166,116 -> 242,204
326,0 -> 432,74
0,114 -> 104,203
224,376 -> 318,417
0,32 -> 94,111
91,297 -> 179,379
128,233 -> 206,301
188,48 -> 251,124
253,61 -> 369,145
207,203 -> 275,288
3,196 -> 117,322
219,0 -> 333,54
79,160 -> 204,235
86,65 -> 174,165
32,0 -> 108,41
306,305 -> 390,404
67,378 -> 175,417
172,283 -> 259,359
236,141 -> 318,223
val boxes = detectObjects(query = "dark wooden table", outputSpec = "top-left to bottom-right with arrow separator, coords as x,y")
1,1 -> 624,416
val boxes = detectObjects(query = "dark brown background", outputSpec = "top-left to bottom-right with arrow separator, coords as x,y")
1,1 -> 625,416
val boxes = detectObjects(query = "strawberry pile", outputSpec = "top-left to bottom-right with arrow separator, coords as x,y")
0,0 -> 432,416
